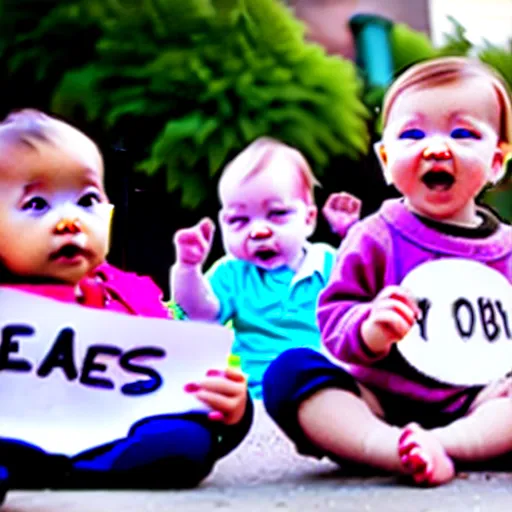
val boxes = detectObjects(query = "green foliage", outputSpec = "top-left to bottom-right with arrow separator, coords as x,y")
388,17 -> 472,80
436,16 -> 472,57
0,0 -> 100,109
390,22 -> 437,76
483,159 -> 512,222
388,16 -> 511,90
49,0 -> 369,208
478,40 -> 512,90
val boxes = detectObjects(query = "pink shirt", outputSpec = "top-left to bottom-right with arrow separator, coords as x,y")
3,263 -> 172,319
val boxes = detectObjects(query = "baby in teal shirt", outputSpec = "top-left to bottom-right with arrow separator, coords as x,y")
171,137 -> 360,398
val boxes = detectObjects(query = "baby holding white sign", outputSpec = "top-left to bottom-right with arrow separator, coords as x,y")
263,57 -> 512,486
0,110 -> 252,502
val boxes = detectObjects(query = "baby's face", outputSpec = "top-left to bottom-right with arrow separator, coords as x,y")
0,143 -> 112,284
218,154 -> 317,271
378,75 -> 504,224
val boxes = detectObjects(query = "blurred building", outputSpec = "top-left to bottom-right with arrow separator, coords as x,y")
287,0 -> 512,60
429,0 -> 512,48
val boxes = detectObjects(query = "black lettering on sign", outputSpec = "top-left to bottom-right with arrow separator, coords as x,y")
120,347 -> 165,396
496,301 -> 511,340
0,324 -> 34,372
477,297 -> 500,342
37,327 -> 78,380
416,298 -> 431,341
453,298 -> 475,339
80,345 -> 122,390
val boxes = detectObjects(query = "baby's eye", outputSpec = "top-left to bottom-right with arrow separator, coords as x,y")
399,129 -> 425,140
78,191 -> 102,208
22,196 -> 49,212
269,209 -> 291,218
226,216 -> 249,226
451,128 -> 480,139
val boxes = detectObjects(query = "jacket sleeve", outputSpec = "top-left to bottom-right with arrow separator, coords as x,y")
317,217 -> 393,365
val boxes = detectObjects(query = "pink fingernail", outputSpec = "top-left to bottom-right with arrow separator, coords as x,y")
206,369 -> 223,377
208,411 -> 224,421
184,383 -> 200,393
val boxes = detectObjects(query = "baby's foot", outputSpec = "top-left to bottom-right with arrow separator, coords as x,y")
398,423 -> 455,486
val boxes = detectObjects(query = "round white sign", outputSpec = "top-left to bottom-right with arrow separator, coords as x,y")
397,258 -> 512,386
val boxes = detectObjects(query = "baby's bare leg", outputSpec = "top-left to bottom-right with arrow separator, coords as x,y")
298,387 -> 403,472
299,388 -> 455,485
432,397 -> 512,462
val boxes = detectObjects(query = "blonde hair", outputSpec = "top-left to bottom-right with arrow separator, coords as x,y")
219,137 -> 320,204
382,57 -> 512,151
0,109 -> 104,176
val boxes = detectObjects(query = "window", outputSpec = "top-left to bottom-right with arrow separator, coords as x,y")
429,0 -> 512,48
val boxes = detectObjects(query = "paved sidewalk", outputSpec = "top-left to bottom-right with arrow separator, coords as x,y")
4,403 -> 512,511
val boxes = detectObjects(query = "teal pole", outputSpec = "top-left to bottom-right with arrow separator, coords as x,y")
349,13 -> 394,88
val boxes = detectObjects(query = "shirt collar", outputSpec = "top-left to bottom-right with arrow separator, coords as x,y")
291,242 -> 329,286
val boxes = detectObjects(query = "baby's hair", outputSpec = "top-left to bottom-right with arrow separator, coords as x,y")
382,57 -> 512,148
219,136 -> 320,204
0,108 -> 103,174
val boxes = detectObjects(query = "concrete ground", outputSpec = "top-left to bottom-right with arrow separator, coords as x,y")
4,403 -> 512,511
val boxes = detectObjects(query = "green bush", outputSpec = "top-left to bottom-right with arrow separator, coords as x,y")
49,0 -> 370,208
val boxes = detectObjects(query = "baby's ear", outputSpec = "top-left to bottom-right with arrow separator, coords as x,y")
490,142 -> 508,185
305,204 -> 317,236
374,141 -> 393,185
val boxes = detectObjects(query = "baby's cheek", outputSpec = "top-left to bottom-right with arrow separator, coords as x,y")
223,235 -> 245,259
5,249 -> 41,274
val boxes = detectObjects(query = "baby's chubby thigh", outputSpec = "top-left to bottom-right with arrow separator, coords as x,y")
469,374 -> 512,413
358,383 -> 386,418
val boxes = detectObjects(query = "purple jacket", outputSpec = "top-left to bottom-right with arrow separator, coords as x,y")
317,199 -> 512,409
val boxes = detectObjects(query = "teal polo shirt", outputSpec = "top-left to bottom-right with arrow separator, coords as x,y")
206,243 -> 336,399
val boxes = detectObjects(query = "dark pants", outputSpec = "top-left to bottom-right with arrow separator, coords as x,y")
0,414 -> 217,502
262,348 -> 512,471
262,347 -> 360,460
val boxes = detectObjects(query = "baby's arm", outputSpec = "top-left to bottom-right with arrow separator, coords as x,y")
317,218 -> 417,362
171,218 -> 220,321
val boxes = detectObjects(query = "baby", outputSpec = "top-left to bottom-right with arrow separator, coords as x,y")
263,57 -> 512,486
0,109 -> 252,502
171,137 -> 360,398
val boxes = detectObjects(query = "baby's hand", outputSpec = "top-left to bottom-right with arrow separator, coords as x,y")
173,218 -> 215,267
322,192 -> 362,238
184,367 -> 247,425
361,286 -> 420,354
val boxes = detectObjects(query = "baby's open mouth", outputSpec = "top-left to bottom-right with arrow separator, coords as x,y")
254,248 -> 278,261
421,170 -> 455,191
50,244 -> 86,261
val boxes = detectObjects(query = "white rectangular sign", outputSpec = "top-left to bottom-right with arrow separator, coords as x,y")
0,287 -> 234,456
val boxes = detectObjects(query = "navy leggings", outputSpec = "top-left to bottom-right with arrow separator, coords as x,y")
0,415 -> 216,494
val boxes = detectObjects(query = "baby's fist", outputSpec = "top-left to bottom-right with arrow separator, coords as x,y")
322,192 -> 361,238
173,218 -> 215,267
361,286 -> 420,355
184,367 -> 248,426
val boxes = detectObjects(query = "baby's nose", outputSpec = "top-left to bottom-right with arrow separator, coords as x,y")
54,218 -> 82,235
422,140 -> 452,160
249,225 -> 273,240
